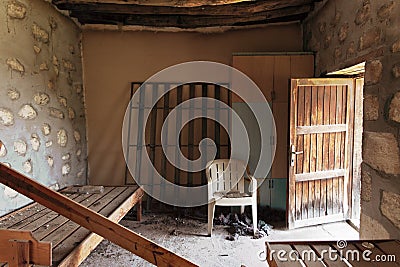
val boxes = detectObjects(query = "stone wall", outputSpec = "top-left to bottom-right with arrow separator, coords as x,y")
304,0 -> 400,239
0,0 -> 87,216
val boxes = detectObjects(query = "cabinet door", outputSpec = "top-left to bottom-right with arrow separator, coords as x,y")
270,178 -> 287,211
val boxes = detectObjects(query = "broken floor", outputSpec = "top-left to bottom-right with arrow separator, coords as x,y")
80,213 -> 359,267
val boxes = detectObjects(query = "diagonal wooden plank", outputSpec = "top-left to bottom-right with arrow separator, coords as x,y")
0,164 -> 196,267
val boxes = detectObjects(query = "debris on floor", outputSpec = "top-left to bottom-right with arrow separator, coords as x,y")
214,212 -> 273,240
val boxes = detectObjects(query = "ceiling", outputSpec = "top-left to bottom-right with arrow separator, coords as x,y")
52,0 -> 322,30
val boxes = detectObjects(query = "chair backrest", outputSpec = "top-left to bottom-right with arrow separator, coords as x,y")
206,159 -> 247,195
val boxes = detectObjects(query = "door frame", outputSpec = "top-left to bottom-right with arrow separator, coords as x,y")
288,78 -> 356,229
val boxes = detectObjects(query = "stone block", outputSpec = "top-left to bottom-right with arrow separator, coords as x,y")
6,58 -> 24,74
388,91 -> 400,123
32,23 -> 49,43
4,186 -> 18,199
42,123 -> 51,135
13,140 -> 27,156
359,28 -> 381,51
18,104 -> 37,120
74,130 -> 81,142
7,89 -> 20,100
58,97 -> 67,107
392,63 -> 400,78
377,1 -> 395,21
33,45 -> 41,54
49,107 -> 64,119
62,59 -> 75,71
364,94 -> 379,120
355,1 -> 371,25
62,163 -> 71,175
62,153 -> 70,160
0,108 -> 14,126
39,62 -> 48,71
365,60 -> 382,85
7,1 -> 26,19
30,134 -> 40,151
52,55 -> 59,66
57,129 -> 68,147
47,156 -> 54,167
392,39 -> 400,53
363,131 -> 400,175
338,23 -> 349,43
68,107 -> 75,120
360,213 -> 390,239
381,191 -> 400,229
0,143 -> 7,157
23,160 -> 32,173
34,92 -> 50,105
361,169 -> 372,202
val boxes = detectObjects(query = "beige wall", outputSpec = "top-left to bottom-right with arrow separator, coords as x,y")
304,0 -> 400,239
0,0 -> 86,215
82,24 -> 303,186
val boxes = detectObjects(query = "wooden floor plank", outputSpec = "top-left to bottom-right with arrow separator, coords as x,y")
292,244 -> 324,267
18,193 -> 90,232
0,204 -> 47,229
312,244 -> 347,267
7,194 -> 82,230
32,188 -> 114,241
354,242 -> 398,266
268,244 -> 303,267
52,187 -> 140,266
375,240 -> 400,264
41,187 -> 127,247
331,243 -> 378,267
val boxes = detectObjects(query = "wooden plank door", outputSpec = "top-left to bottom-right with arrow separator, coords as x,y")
288,78 -> 355,229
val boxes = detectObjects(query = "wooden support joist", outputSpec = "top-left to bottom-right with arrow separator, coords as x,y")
53,0 -> 317,16
0,164 -> 197,267
71,5 -> 312,28
0,229 -> 52,266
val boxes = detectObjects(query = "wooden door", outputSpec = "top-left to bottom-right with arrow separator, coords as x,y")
288,78 -> 355,229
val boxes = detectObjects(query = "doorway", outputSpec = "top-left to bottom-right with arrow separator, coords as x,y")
288,63 -> 364,230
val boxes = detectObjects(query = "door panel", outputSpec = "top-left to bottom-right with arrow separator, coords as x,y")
288,79 -> 355,229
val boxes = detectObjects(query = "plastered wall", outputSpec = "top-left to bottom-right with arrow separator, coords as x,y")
82,24 -> 303,186
0,0 -> 87,215
304,0 -> 400,239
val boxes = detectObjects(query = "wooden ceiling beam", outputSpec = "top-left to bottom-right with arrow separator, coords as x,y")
71,5 -> 312,28
53,0 -> 318,16
54,0 -> 255,8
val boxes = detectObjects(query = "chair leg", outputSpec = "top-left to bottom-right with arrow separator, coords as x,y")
207,201 -> 216,236
252,203 -> 258,236
240,205 -> 245,214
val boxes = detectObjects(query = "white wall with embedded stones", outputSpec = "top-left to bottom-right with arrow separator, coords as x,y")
304,0 -> 400,239
0,0 -> 87,216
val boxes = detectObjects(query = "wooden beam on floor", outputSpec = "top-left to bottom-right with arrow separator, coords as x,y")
0,164 -> 197,267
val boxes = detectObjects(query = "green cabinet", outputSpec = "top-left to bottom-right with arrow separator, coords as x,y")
258,178 -> 287,211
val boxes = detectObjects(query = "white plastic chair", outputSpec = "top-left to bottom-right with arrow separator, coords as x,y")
206,159 -> 257,236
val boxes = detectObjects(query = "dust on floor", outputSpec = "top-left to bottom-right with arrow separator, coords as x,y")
80,213 -> 268,267
80,213 -> 359,267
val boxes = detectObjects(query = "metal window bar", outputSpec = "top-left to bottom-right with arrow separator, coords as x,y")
125,82 -> 231,211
